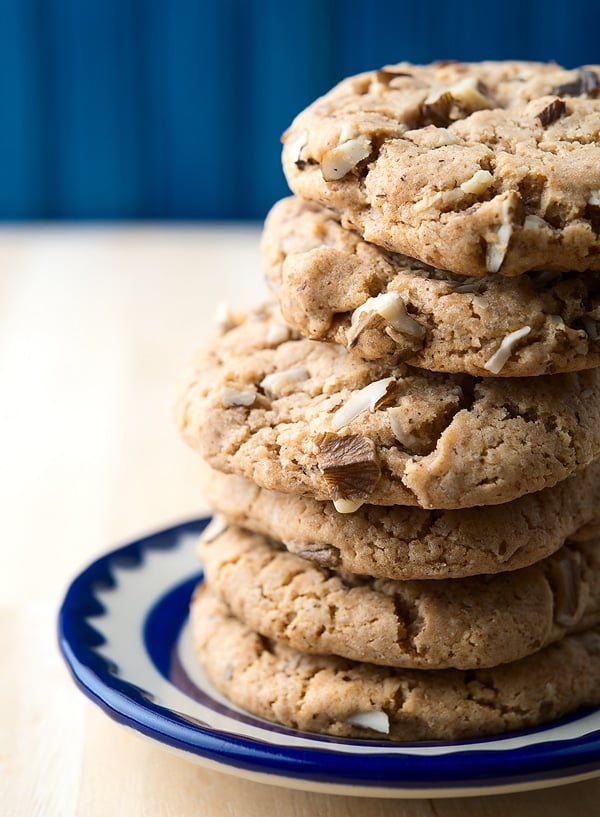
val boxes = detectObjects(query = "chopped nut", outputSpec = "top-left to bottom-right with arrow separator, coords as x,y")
346,309 -> 384,349
375,68 -> 413,84
213,301 -> 236,331
331,377 -> 396,430
413,187 -> 464,212
288,128 -> 309,165
536,98 -> 566,127
333,497 -> 365,514
287,541 -> 340,566
265,323 -> 291,346
422,76 -> 493,125
486,197 -> 516,273
346,710 -> 390,734
404,126 -> 459,148
483,326 -> 532,374
260,365 -> 309,397
589,191 -> 600,206
387,405 -> 423,451
460,169 -> 494,195
220,385 -> 256,407
201,515 -> 227,544
548,551 -> 582,627
552,68 -> 600,97
524,214 -> 552,231
350,291 -> 425,339
547,314 -> 568,332
321,135 -> 372,181
448,75 -> 493,110
316,433 -> 381,504
421,90 -> 454,126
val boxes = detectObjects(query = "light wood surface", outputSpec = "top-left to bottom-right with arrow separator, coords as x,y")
1,227 -> 599,816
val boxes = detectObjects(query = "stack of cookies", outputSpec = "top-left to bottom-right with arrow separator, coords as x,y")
177,60 -> 600,740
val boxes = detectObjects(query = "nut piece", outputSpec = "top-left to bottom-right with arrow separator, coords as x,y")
331,377 -> 396,431
333,497 -> 366,514
200,515 -> 228,544
321,135 -> 372,181
460,169 -> 494,195
316,433 -> 381,505
220,385 -> 256,407
552,68 -> 600,97
484,326 -> 532,374
422,76 -> 493,126
260,365 -> 309,397
486,197 -> 515,273
589,190 -> 600,206
288,128 -> 309,165
350,291 -> 425,339
548,550 -> 582,627
524,214 -> 552,231
265,323 -> 292,346
536,98 -> 566,127
404,126 -> 459,148
413,187 -> 463,213
346,710 -> 390,734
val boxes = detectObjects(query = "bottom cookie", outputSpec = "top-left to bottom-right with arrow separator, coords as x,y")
190,585 -> 600,742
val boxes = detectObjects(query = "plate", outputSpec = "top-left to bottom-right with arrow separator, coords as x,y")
58,519 -> 600,799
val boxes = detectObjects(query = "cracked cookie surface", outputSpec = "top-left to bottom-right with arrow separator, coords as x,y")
198,525 -> 600,670
282,61 -> 600,277
175,303 -> 600,509
191,586 -> 600,741
200,462 -> 600,579
262,197 -> 600,375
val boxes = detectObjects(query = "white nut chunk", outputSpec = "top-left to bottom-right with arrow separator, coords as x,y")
524,214 -> 551,230
346,710 -> 390,734
288,128 -> 309,164
413,187 -> 463,213
260,365 -> 309,397
201,514 -> 228,543
484,326 -> 531,374
220,385 -> 256,407
460,169 -> 494,195
332,377 -> 396,431
589,190 -> 600,206
321,135 -> 372,181
486,198 -> 514,273
350,291 -> 425,339
333,497 -> 365,514
265,322 -> 291,346
423,75 -> 492,116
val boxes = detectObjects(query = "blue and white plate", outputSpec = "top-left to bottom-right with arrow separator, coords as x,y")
58,519 -> 600,798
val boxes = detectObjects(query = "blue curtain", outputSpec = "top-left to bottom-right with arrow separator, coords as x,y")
0,0 -> 597,221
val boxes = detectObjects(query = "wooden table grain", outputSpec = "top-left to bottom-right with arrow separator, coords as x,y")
2,227 -> 599,816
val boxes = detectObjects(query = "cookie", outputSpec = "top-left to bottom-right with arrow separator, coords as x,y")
281,61 -> 600,278
191,586 -> 600,741
175,303 -> 600,509
262,197 -> 600,375
198,524 -> 600,670
200,461 -> 600,579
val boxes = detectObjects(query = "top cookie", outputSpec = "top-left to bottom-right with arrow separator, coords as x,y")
282,61 -> 600,277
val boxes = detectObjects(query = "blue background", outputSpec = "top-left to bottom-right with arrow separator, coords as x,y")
1,0 -> 598,221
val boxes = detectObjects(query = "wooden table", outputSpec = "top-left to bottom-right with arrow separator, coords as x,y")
2,227 -> 599,816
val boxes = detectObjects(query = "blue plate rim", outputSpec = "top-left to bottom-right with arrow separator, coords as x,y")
57,518 -> 600,792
